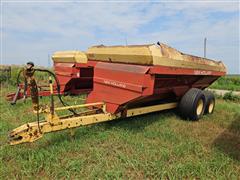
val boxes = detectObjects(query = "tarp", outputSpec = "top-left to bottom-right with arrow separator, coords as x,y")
87,43 -> 226,72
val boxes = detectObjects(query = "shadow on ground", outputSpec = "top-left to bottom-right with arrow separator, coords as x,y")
39,109 -> 177,147
213,113 -> 240,161
103,109 -> 177,131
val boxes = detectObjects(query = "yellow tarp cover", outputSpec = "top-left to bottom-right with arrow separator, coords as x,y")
52,43 -> 226,72
52,51 -> 87,63
86,43 -> 226,72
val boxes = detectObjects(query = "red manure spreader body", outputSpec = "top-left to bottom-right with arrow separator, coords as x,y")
53,43 -> 226,114
9,43 -> 226,145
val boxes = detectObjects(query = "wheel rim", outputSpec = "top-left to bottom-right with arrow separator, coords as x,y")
208,100 -> 214,113
196,99 -> 204,116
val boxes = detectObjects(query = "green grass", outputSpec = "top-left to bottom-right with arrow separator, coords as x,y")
223,91 -> 240,103
0,86 -> 240,179
210,75 -> 240,91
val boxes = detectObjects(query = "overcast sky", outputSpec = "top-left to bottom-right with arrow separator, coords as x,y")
1,1 -> 239,74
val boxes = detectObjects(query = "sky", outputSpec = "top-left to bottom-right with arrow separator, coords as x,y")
1,1 -> 240,74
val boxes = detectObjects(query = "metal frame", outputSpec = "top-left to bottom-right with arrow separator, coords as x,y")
9,101 -> 177,145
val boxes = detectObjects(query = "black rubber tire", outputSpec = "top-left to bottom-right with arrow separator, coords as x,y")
203,91 -> 215,114
179,88 -> 206,121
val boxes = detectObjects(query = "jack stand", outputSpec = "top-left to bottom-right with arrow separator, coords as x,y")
69,129 -> 76,140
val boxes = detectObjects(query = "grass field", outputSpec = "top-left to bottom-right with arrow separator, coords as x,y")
210,75 -> 240,91
0,85 -> 240,179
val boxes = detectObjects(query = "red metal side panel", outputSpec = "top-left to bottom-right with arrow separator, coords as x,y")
54,63 -> 75,76
86,62 -> 154,113
54,62 -> 94,93
150,65 -> 226,76
54,63 -> 76,90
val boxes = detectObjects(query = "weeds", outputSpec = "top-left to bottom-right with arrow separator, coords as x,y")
223,91 -> 240,102
210,75 -> 240,91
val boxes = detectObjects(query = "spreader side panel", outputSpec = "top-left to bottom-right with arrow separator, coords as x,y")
87,62 -> 154,113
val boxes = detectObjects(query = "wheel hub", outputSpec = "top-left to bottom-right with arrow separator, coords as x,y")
196,99 -> 204,116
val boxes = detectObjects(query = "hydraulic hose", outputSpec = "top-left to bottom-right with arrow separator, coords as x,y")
34,80 -> 41,133
16,68 -> 41,132
16,68 -> 28,91
12,65 -> 79,133
35,68 -> 78,115
16,69 -> 23,86
11,69 -> 27,105
13,67 -> 78,115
